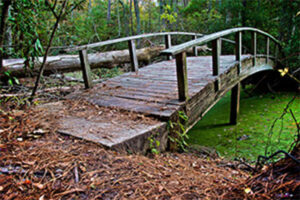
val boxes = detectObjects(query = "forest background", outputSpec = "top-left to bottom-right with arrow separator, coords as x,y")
0,0 -> 299,76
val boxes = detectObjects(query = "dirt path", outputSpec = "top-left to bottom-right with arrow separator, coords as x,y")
0,104 -> 247,199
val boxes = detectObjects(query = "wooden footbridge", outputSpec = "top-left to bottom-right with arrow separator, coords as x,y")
56,27 -> 281,153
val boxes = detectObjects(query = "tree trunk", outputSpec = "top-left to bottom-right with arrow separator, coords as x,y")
0,46 -> 165,78
107,0 -> 112,23
117,0 -> 121,36
129,0 -> 134,35
0,0 -> 11,69
133,0 -> 140,35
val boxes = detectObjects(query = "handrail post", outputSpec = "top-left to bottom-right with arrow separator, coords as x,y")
235,31 -> 242,74
165,34 -> 172,60
193,34 -> 198,56
175,52 -> 188,101
79,49 -> 93,89
251,31 -> 257,66
128,39 -> 139,72
266,37 -> 270,64
212,38 -> 221,76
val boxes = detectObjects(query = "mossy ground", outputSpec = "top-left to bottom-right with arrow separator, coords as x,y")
187,90 -> 300,162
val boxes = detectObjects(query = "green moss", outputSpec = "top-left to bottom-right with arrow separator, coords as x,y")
187,91 -> 300,162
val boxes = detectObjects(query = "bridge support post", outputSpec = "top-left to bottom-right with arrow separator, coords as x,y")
230,83 -> 240,125
128,39 -> 139,73
251,31 -> 257,66
235,31 -> 242,74
79,50 -> 93,89
175,52 -> 188,101
165,34 -> 172,60
193,34 -> 198,56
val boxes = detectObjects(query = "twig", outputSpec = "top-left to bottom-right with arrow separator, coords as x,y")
74,165 -> 79,183
255,150 -> 300,171
31,0 -> 69,100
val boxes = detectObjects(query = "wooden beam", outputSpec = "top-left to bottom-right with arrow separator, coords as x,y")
193,35 -> 198,56
161,27 -> 280,56
235,31 -> 242,74
165,34 -> 172,60
66,32 -> 203,52
212,38 -> 221,76
175,52 -> 188,101
230,83 -> 240,125
128,39 -> 139,72
266,37 -> 270,64
251,31 -> 257,66
79,50 -> 93,89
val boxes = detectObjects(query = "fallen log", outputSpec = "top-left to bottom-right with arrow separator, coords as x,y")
0,46 -> 165,78
0,45 -> 210,78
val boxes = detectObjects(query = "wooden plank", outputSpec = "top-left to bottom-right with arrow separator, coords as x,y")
193,35 -> 198,56
266,37 -> 270,64
175,52 -> 188,101
79,50 -> 93,89
230,83 -> 240,125
88,95 -> 178,118
128,39 -> 139,72
161,27 -> 280,56
66,32 -> 203,52
235,31 -> 242,74
251,31 -> 257,66
212,38 -> 221,76
165,34 -> 172,60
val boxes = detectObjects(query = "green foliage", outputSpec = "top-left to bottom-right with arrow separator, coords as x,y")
188,91 -> 300,161
148,133 -> 161,155
168,111 -> 189,152
160,4 -> 177,30
8,1 -> 44,68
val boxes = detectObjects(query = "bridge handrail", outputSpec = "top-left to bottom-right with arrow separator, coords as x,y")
161,27 -> 281,102
65,32 -> 204,52
161,27 -> 280,56
68,31 -> 208,89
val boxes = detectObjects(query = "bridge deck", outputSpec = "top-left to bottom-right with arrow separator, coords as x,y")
56,55 -> 272,153
68,55 -> 245,118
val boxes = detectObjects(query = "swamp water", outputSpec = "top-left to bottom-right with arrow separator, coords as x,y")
187,91 -> 299,161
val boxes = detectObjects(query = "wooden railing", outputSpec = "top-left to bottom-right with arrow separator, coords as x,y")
65,31 -> 243,89
65,32 -> 206,88
161,27 -> 282,101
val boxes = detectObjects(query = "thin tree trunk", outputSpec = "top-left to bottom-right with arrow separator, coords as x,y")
31,0 -> 68,99
0,0 -> 11,69
117,0 -> 121,36
129,0 -> 134,35
107,0 -> 112,23
88,0 -> 92,12
133,0 -> 140,35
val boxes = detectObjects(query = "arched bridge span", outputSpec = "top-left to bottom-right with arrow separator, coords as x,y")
56,27 -> 282,153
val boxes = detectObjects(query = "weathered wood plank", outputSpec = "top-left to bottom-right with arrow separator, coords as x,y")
66,32 -> 203,52
175,52 -> 188,101
251,31 -> 257,66
161,27 -> 280,56
235,31 -> 242,74
193,35 -> 198,56
230,83 -> 240,125
79,50 -> 93,89
165,34 -> 172,60
212,38 -> 221,76
266,37 -> 270,64
128,39 -> 139,72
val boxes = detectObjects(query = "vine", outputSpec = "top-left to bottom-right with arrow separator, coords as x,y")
168,111 -> 189,152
